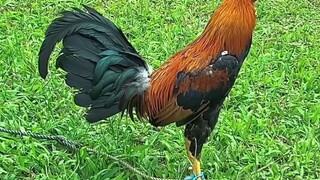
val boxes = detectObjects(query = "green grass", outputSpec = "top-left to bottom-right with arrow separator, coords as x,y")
0,0 -> 319,179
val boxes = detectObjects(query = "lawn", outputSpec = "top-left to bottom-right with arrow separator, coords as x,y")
0,0 -> 319,179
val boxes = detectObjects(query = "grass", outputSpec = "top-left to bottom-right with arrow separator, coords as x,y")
0,0 -> 319,179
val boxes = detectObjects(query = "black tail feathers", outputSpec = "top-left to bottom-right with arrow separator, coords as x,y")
38,5 -> 150,123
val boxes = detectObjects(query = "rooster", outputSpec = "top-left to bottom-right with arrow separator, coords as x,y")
38,0 -> 257,179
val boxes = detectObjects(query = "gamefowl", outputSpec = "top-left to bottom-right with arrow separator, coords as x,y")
38,0 -> 257,179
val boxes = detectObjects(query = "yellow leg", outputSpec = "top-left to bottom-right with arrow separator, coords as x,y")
185,138 -> 202,178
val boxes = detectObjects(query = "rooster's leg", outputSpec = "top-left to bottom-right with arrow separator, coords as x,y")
185,138 -> 202,176
184,107 -> 221,180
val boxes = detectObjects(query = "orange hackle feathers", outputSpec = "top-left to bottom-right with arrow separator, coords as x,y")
144,0 -> 257,121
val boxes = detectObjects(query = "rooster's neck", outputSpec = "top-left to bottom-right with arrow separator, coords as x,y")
197,0 -> 256,58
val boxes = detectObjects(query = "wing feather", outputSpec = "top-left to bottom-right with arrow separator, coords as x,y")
151,53 -> 240,126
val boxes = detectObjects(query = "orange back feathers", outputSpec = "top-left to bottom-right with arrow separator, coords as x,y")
145,0 -> 257,119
